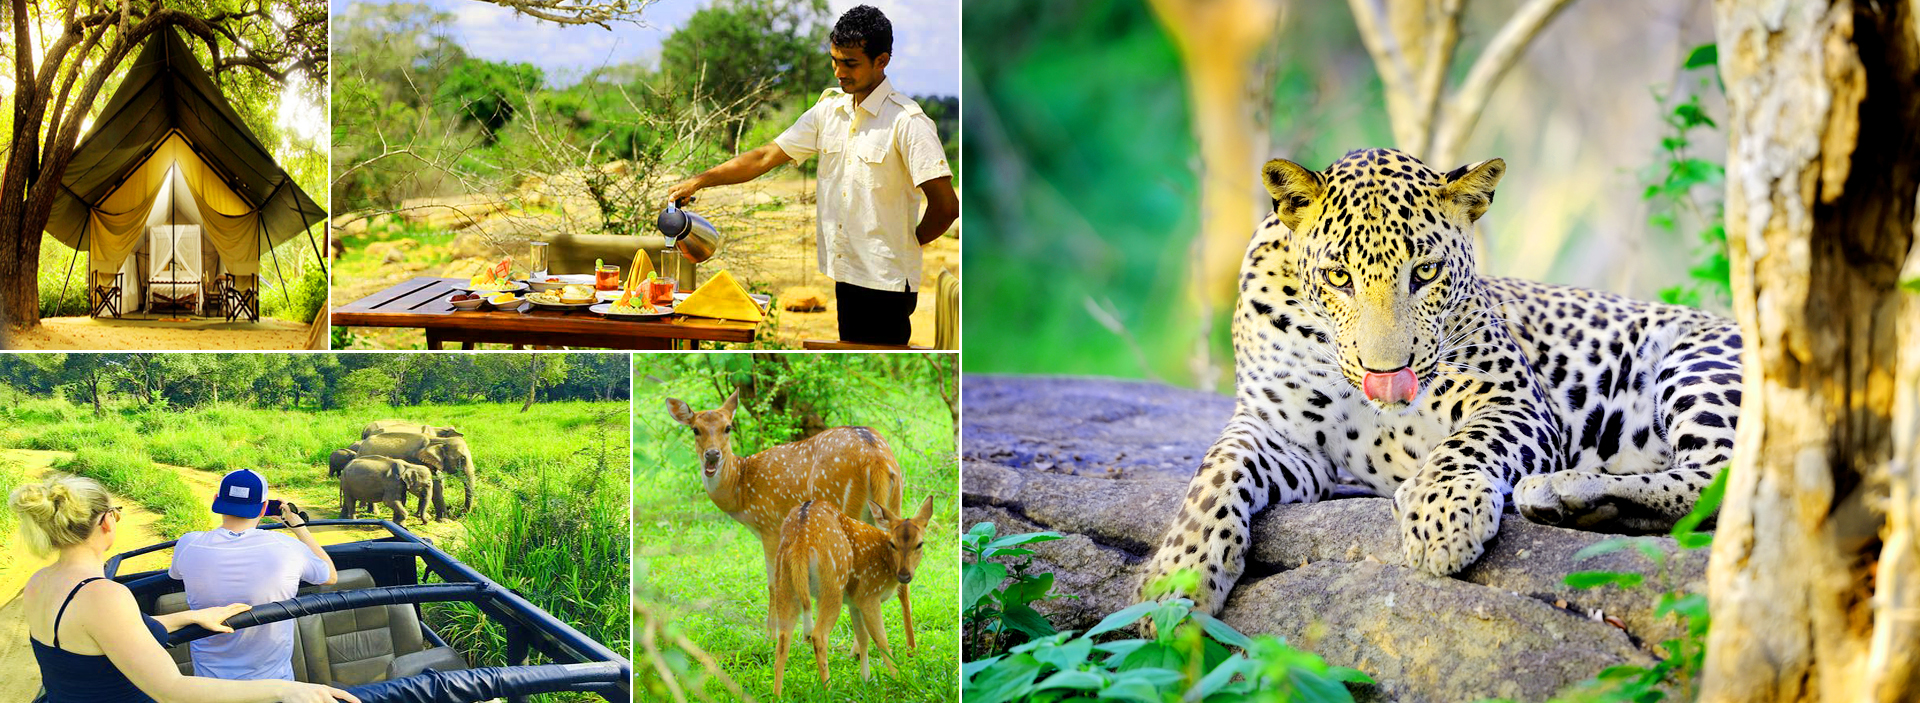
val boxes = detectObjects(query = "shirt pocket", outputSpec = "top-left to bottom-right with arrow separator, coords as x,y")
852,137 -> 890,189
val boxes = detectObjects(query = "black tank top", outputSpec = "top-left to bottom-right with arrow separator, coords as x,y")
30,577 -> 169,703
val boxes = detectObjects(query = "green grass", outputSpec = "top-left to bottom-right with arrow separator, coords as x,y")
632,363 -> 961,702
0,396 -> 631,701
54,445 -> 204,539
0,453 -> 31,544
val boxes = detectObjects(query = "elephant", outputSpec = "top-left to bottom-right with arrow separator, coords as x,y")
338,456 -> 435,525
356,431 -> 475,520
328,445 -> 360,478
362,420 -> 460,440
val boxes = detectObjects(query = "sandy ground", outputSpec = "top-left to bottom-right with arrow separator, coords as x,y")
0,450 -> 433,697
332,174 -> 958,349
11,316 -> 308,350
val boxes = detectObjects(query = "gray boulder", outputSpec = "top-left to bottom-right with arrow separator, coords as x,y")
962,375 -> 1704,703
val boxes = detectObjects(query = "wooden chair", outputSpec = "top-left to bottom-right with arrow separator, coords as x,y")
202,275 -> 228,319
803,269 -> 956,351
90,272 -> 123,318
225,274 -> 259,323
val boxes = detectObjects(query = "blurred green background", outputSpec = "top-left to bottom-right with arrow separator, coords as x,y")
961,0 -> 1727,390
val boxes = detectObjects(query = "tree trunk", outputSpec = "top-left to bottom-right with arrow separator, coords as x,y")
1701,1 -> 1920,701
521,355 -> 539,412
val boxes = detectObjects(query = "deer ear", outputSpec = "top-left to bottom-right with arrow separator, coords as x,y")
666,398 -> 693,425
1440,158 -> 1505,223
869,500 -> 896,524
913,496 -> 934,525
1262,158 -> 1324,231
720,391 -> 740,416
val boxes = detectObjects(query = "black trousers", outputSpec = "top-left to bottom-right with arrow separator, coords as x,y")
836,281 -> 917,345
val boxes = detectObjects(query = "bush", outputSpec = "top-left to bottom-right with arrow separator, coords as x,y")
263,256 -> 328,324
964,522 -> 1070,660
56,445 -> 203,539
37,236 -> 93,319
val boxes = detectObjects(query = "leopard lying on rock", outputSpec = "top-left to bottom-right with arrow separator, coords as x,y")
1141,148 -> 1743,615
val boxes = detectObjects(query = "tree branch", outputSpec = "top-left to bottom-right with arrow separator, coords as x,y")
1430,0 -> 1578,168
1345,0 -> 1421,150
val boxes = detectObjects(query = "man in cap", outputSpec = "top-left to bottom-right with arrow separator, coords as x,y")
668,4 -> 958,345
168,469 -> 336,680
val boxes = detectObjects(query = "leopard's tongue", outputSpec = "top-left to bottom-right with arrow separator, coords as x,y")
1362,368 -> 1419,404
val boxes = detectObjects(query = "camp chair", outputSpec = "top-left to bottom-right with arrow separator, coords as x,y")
90,271 -> 123,318
224,273 -> 259,323
202,275 -> 227,319
147,225 -> 202,315
803,269 -> 957,351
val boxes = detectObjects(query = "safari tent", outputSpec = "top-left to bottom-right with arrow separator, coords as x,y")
41,28 -> 325,321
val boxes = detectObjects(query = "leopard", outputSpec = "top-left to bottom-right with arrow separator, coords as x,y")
1140,148 -> 1743,616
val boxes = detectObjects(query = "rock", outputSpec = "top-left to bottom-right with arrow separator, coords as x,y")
962,375 -> 1706,702
781,286 -> 828,312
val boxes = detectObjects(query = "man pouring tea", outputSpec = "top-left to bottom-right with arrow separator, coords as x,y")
667,4 -> 958,346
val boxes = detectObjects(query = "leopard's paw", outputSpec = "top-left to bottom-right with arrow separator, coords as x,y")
1394,469 -> 1503,576
1515,470 -> 1617,528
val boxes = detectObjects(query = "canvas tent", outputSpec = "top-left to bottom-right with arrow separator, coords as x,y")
41,28 -> 324,317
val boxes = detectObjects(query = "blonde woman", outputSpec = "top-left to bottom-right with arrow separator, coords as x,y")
11,474 -> 357,703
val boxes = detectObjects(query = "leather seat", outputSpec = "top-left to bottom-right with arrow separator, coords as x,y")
155,568 -> 467,684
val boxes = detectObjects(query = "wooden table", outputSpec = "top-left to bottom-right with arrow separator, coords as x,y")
332,277 -> 759,350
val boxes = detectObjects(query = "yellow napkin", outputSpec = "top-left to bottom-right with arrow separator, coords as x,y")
676,270 -> 763,322
618,248 -> 654,306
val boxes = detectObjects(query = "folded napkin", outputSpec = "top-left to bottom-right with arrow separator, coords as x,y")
676,270 -> 764,322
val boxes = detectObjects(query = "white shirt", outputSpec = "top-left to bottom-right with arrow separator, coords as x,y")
775,77 -> 952,292
168,527 -> 331,680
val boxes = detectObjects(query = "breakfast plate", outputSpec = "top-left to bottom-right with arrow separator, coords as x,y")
590,302 -> 674,320
451,280 -> 526,294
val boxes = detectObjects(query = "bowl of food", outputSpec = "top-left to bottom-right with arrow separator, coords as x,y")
489,292 -> 524,310
449,293 -> 486,310
526,274 -> 592,293
559,284 -> 597,305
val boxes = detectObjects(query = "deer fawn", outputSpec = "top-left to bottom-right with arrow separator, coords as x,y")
665,392 -> 918,646
771,496 -> 934,696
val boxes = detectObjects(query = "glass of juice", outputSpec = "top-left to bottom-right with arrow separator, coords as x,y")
594,264 -> 621,291
648,276 -> 677,305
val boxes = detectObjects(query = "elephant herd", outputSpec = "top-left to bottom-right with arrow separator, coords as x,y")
330,419 -> 476,524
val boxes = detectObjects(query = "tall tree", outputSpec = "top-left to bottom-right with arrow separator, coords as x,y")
658,0 -> 831,152
1700,1 -> 1920,701
1,0 -> 326,328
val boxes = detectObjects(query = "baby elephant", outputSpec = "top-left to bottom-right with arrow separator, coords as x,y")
338,456 -> 433,524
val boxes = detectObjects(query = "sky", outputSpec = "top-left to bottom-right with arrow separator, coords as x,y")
328,0 -> 960,96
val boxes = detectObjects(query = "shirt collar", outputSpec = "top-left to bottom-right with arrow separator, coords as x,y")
851,77 -> 895,117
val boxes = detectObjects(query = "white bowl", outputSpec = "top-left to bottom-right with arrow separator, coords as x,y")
488,295 -> 524,310
449,296 -> 486,311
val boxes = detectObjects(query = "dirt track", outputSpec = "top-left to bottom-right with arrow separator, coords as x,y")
0,450 -> 461,697
11,317 -> 308,350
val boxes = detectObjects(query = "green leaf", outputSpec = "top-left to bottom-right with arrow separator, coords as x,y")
963,561 -> 1009,611
1033,635 -> 1092,672
1566,571 -> 1646,589
1684,44 -> 1718,69
1003,571 -> 1057,606
1148,600 -> 1191,640
1672,469 -> 1729,540
1095,676 -> 1165,703
1087,601 -> 1159,638
963,655 -> 1005,681
1003,601 -> 1061,639
1674,531 -> 1714,550
986,530 -> 1065,551
1188,654 -> 1253,700
1192,612 -> 1253,650
1596,663 -> 1649,680
1573,538 -> 1637,561
1290,670 -> 1358,703
964,653 -> 1042,703
1093,638 -> 1150,661
965,521 -> 999,552
1902,276 -> 1920,293
1116,641 -> 1184,672
1034,669 -> 1106,691
1326,666 -> 1375,684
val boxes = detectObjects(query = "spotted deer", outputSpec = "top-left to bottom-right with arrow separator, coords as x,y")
770,497 -> 933,695
665,392 -> 917,646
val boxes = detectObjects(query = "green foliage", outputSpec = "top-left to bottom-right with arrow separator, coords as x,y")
438,59 -> 545,145
423,404 -> 629,702
964,577 -> 1372,703
631,353 -> 960,701
659,0 -> 833,150
36,237 -> 93,319
0,454 -> 31,543
962,522 -> 1070,660
1647,44 -> 1731,311
261,251 -> 329,323
1547,469 -> 1727,703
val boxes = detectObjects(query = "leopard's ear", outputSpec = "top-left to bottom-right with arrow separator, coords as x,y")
1262,158 -> 1325,231
1440,158 -> 1505,223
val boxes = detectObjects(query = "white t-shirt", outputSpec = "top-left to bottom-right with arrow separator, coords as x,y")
168,527 -> 331,680
775,77 -> 952,292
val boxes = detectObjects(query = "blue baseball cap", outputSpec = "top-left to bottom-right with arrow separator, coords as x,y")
211,469 -> 268,518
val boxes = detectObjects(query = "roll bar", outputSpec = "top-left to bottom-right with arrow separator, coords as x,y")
104,519 -> 631,703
